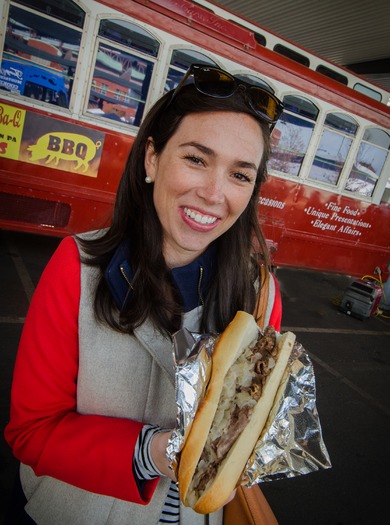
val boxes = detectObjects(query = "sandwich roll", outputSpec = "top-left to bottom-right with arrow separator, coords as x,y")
178,311 -> 295,514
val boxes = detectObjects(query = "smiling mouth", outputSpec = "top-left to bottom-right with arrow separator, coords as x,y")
183,207 -> 218,225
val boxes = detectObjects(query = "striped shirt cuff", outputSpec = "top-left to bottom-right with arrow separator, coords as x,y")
134,424 -> 166,480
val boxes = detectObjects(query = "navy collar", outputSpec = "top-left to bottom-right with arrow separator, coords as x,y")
105,241 -> 218,313
170,243 -> 217,312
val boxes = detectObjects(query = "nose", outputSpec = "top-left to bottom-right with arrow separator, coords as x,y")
196,172 -> 225,205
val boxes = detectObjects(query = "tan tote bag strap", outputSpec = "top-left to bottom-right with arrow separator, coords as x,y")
223,484 -> 279,525
255,266 -> 270,331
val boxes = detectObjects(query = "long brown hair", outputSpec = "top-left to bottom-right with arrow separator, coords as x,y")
79,84 -> 272,335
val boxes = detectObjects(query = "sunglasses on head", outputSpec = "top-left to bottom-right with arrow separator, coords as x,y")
170,64 -> 284,127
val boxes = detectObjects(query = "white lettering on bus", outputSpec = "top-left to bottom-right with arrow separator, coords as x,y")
304,206 -> 330,220
338,225 -> 361,236
330,212 -> 371,228
325,202 -> 342,212
258,197 -> 285,209
312,219 -> 337,232
342,205 -> 359,216
304,200 -> 374,237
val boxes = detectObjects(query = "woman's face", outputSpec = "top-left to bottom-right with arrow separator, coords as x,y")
144,111 -> 264,268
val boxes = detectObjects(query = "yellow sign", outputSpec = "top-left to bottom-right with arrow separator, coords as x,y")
27,132 -> 102,173
0,103 -> 26,159
0,102 -> 105,177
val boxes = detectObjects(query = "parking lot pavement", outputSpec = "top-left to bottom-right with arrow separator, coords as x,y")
262,267 -> 390,524
1,230 -> 389,524
0,231 -> 62,522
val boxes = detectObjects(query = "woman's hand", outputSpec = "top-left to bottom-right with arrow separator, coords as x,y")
150,430 -> 176,481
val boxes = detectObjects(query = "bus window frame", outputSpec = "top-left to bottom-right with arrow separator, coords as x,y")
87,39 -> 157,127
268,91 -> 320,181
344,125 -> 390,204
79,12 -> 164,132
265,87 -> 390,205
1,0 -> 85,113
307,111 -> 358,189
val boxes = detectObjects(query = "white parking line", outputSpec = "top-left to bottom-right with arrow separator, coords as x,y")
283,327 -> 390,416
307,351 -> 390,417
0,316 -> 25,324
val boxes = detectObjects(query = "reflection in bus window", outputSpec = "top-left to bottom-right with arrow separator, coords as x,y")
87,20 -> 159,127
268,96 -> 318,177
309,113 -> 357,186
345,128 -> 390,197
99,19 -> 159,57
164,50 -> 217,93
1,2 -> 83,108
14,0 -> 85,27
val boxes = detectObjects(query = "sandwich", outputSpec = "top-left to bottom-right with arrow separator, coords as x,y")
178,310 -> 295,513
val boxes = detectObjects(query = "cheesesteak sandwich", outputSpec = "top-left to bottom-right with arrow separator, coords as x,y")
178,311 -> 295,514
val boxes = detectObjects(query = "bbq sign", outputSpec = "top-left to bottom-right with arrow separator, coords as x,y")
27,132 -> 102,173
0,102 -> 105,177
0,103 -> 25,159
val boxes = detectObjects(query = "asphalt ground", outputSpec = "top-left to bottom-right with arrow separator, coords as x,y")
1,229 -> 389,524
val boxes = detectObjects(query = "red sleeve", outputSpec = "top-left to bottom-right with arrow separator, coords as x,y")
4,236 -> 158,503
268,273 -> 282,332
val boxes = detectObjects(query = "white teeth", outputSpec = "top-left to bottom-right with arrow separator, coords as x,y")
184,207 -> 217,225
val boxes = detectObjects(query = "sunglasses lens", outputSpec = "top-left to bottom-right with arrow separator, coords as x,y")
195,68 -> 236,97
173,65 -> 283,126
248,87 -> 282,122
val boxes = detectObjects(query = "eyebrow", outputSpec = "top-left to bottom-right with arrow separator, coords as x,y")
180,141 -> 259,172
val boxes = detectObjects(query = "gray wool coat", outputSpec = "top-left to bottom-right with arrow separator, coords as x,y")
19,241 -> 223,525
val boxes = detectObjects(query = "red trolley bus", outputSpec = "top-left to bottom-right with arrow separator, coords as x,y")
0,0 -> 389,277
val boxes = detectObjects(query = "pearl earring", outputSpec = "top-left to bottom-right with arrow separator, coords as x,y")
145,176 -> 152,183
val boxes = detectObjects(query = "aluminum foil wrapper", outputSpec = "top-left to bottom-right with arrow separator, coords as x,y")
166,329 -> 215,476
167,328 -> 331,484
242,340 -> 331,485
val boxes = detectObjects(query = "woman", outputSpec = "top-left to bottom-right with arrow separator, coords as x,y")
4,64 -> 284,524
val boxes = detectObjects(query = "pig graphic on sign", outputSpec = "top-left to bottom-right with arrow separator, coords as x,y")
28,132 -> 102,172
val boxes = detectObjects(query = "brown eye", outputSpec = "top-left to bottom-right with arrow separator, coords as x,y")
233,172 -> 251,183
185,155 -> 205,167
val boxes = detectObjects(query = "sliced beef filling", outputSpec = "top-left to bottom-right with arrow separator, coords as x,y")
193,326 -> 278,495
213,404 -> 254,460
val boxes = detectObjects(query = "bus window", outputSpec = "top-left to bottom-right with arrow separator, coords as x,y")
308,113 -> 357,186
273,44 -> 310,67
345,128 -> 390,198
353,82 -> 382,102
1,1 -> 83,108
87,20 -> 159,126
164,50 -> 217,93
268,95 -> 318,177
316,65 -> 348,85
